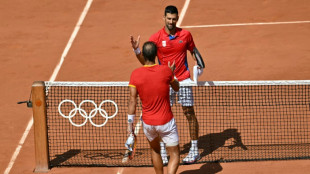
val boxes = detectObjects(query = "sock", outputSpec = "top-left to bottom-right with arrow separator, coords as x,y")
160,142 -> 167,155
191,140 -> 198,151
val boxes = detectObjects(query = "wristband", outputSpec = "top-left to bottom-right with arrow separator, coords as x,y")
133,48 -> 141,55
128,114 -> 135,123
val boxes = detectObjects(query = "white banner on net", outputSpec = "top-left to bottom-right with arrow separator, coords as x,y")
45,80 -> 310,87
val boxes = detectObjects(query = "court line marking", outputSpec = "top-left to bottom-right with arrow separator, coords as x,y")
50,0 -> 93,82
3,0 -> 93,173
180,20 -> 310,28
4,118 -> 33,174
177,0 -> 191,27
117,168 -> 124,174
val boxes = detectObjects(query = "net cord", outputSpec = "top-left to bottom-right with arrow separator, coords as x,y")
45,80 -> 310,87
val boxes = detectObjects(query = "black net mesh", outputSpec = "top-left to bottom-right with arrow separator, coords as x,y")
44,82 -> 310,167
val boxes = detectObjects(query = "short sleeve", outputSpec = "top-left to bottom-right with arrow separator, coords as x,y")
187,31 -> 196,52
149,32 -> 160,46
164,66 -> 174,82
129,71 -> 136,88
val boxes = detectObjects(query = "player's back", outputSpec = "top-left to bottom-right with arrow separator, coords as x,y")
129,64 -> 174,125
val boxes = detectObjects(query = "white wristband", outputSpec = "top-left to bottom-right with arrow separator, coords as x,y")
133,48 -> 141,55
128,114 -> 135,123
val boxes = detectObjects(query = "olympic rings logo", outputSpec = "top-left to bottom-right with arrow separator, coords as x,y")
58,99 -> 118,127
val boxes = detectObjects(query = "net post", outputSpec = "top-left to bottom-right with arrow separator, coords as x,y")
31,81 -> 49,172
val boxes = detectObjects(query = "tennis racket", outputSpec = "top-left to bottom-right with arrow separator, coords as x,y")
128,133 -> 137,160
124,127 -> 137,160
193,47 -> 205,69
123,114 -> 142,162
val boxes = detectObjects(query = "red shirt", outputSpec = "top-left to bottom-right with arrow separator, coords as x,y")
149,27 -> 196,81
129,64 -> 174,125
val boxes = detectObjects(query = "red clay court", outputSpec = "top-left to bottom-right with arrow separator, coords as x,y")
1,0 -> 310,173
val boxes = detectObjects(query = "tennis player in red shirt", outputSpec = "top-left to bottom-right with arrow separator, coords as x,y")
127,41 -> 180,174
130,5 -> 203,164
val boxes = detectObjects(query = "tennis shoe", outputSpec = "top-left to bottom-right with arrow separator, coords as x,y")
161,155 -> 168,165
182,148 -> 200,164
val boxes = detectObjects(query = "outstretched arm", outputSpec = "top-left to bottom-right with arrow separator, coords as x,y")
168,61 -> 180,92
130,35 -> 145,65
127,86 -> 137,134
125,86 -> 138,151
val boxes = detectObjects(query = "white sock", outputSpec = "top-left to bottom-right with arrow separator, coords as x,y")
191,140 -> 198,151
160,142 -> 167,155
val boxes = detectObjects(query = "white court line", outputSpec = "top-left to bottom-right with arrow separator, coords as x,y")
49,0 -> 93,82
181,20 -> 310,28
4,0 -> 93,174
176,0 -> 191,27
4,119 -> 33,174
117,168 -> 124,174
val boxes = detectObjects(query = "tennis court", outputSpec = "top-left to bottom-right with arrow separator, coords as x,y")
1,0 -> 310,173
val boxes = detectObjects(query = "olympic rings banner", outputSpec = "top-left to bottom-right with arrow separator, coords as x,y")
58,99 -> 118,127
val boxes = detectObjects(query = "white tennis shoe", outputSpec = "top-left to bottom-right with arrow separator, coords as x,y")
182,147 -> 201,164
161,154 -> 168,165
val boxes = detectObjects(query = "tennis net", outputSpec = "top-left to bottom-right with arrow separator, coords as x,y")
33,80 -> 310,168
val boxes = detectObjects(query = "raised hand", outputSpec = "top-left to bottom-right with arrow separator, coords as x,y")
168,61 -> 176,73
130,35 -> 140,50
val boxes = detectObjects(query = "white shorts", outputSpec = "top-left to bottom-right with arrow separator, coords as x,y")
170,78 -> 194,106
142,118 -> 179,147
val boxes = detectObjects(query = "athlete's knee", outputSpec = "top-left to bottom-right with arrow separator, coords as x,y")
167,145 -> 180,155
149,137 -> 161,154
166,146 -> 180,174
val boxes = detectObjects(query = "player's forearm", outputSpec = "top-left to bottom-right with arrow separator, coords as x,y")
128,99 -> 136,115
127,97 -> 136,133
128,86 -> 138,115
136,52 -> 145,65
132,46 -> 145,65
191,51 -> 196,61
192,47 -> 205,68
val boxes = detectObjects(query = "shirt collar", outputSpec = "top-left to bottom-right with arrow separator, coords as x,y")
162,27 -> 181,38
144,64 -> 158,67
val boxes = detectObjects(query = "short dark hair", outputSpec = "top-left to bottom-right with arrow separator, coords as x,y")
165,5 -> 178,16
142,41 -> 157,62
